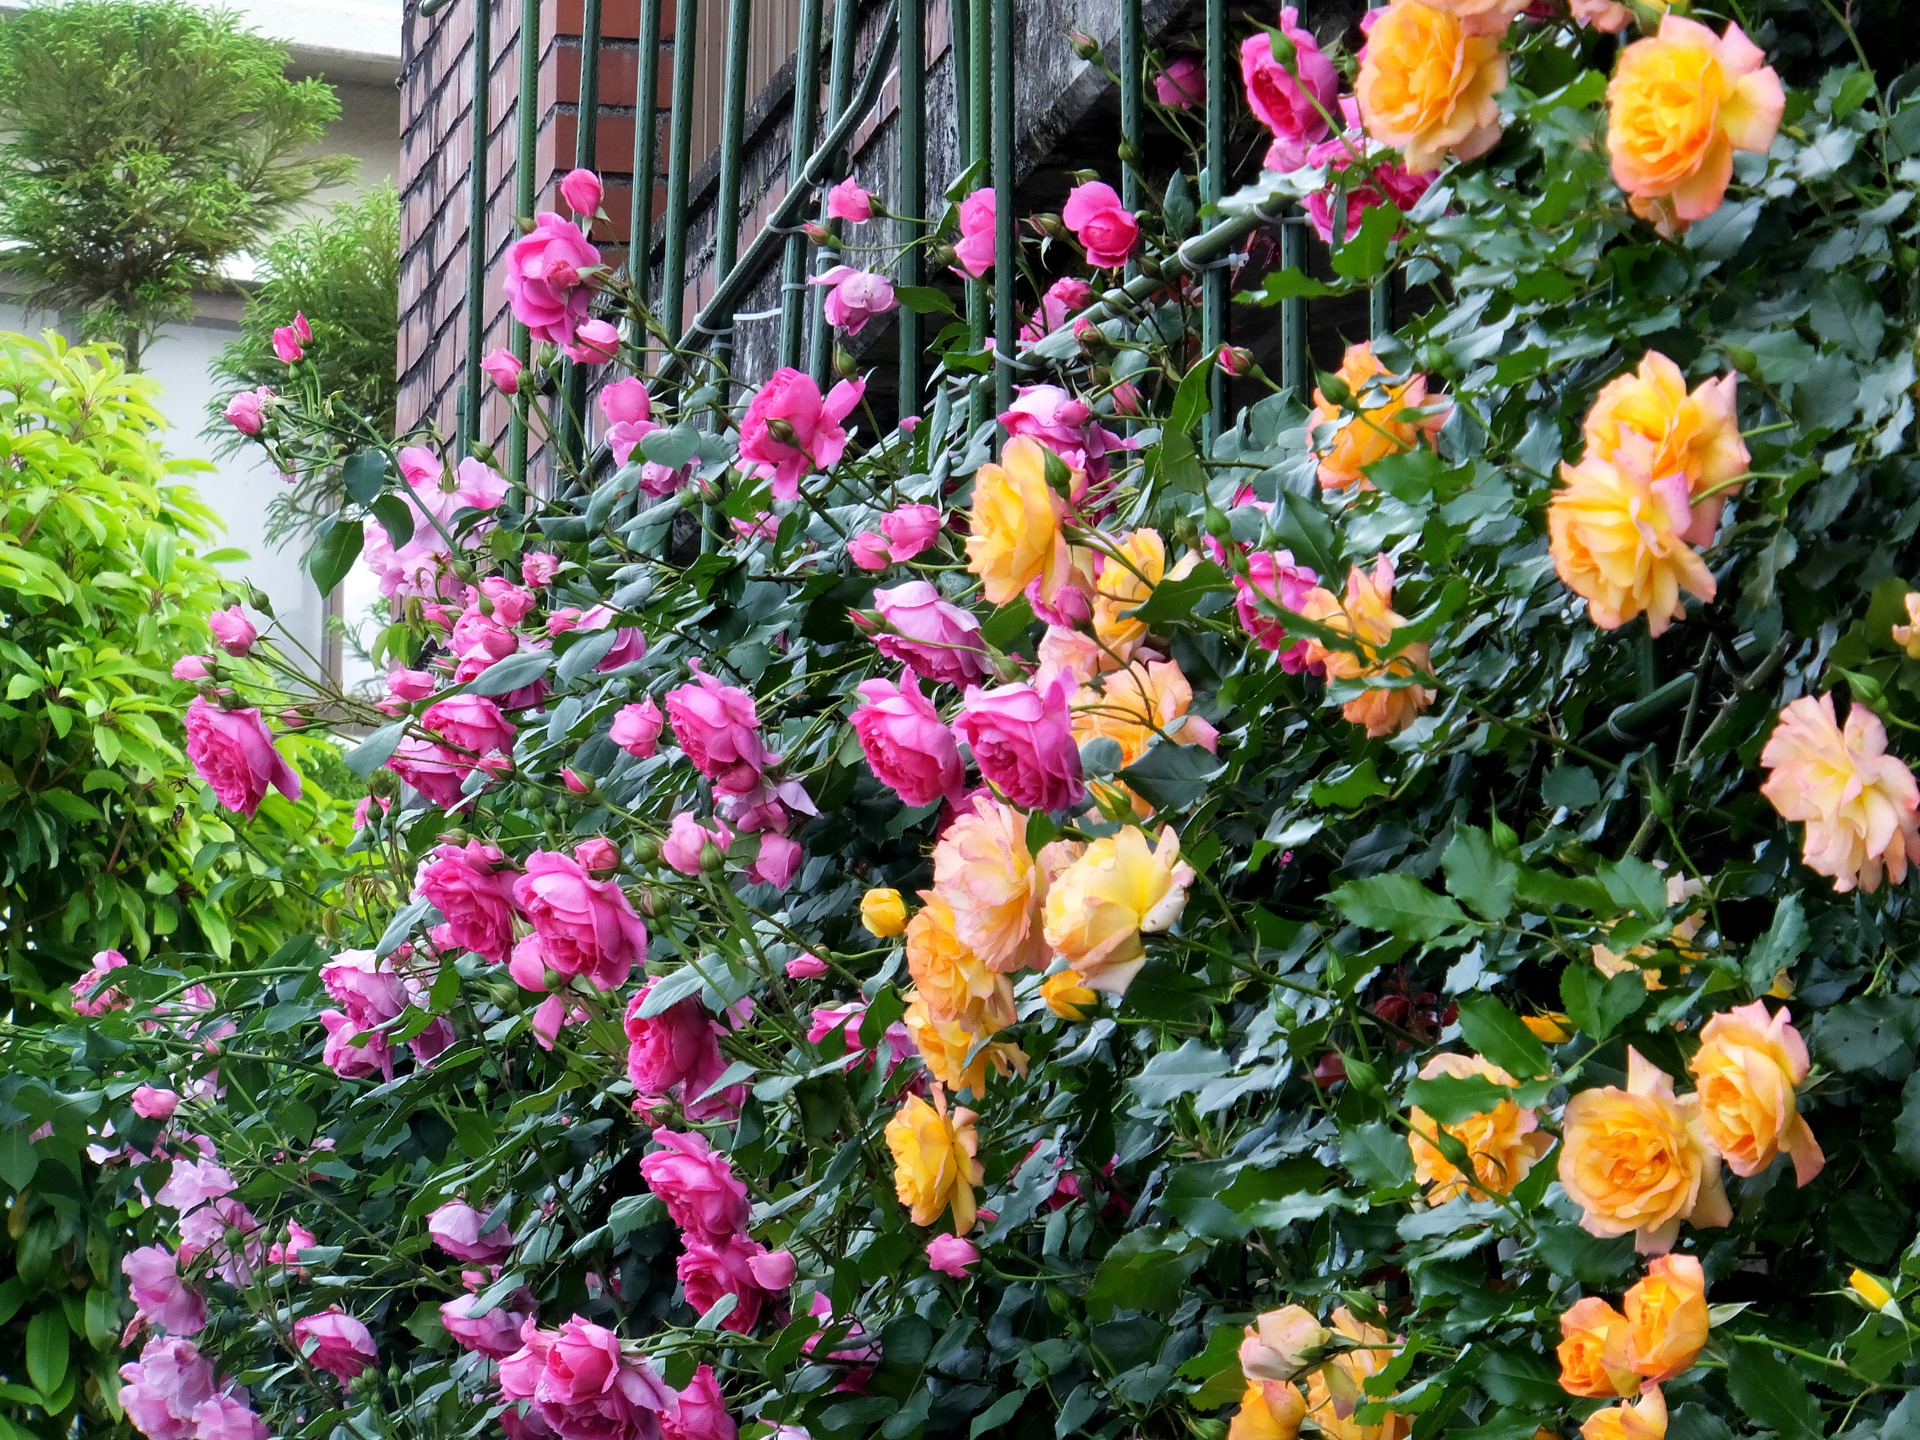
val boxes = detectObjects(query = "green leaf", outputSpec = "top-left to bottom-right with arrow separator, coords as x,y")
1273,489 -> 1339,578
1169,354 -> 1216,437
1744,895 -> 1808,991
1340,1120 -> 1415,1191
1541,764 -> 1600,810
304,515 -> 363,596
1330,201 -> 1402,280
1440,827 -> 1516,922
980,595 -> 1035,651
1600,857 -> 1668,920
1329,874 -> 1468,942
24,1307 -> 67,1397
1312,759 -> 1390,809
1529,1222 -> 1635,1286
1129,558 -> 1232,625
1559,967 -> 1644,1041
464,650 -> 551,697
1117,741 -> 1225,811
1812,996 -> 1920,1073
1152,428 -> 1208,494
1404,1071 -> 1512,1125
341,449 -> 388,504
1085,1228 -> 1206,1322
639,426 -> 701,472
370,492 -> 415,549
1726,1341 -> 1822,1440
969,1389 -> 1030,1440
1454,995 -> 1552,1079
0,1128 -> 38,1190
893,285 -> 958,316
343,721 -> 406,778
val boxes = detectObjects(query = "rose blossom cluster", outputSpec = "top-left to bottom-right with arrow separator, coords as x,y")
315,947 -> 455,1080
120,1336 -> 268,1440
640,1129 -> 796,1335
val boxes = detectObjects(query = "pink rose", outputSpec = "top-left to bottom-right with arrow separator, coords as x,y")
482,348 -> 523,393
564,765 -> 590,793
826,177 -> 873,223
576,837 -> 620,873
926,1234 -> 979,1278
665,665 -> 776,794
1020,277 -> 1094,343
387,665 -> 437,702
560,168 -> 604,216
1242,9 -> 1338,170
171,654 -> 212,681
267,1221 -> 316,1272
1302,112 -> 1437,243
505,212 -> 603,348
662,813 -> 732,877
663,1364 -> 736,1440
953,676 -> 1087,812
1000,384 -> 1130,486
427,1199 -> 515,1262
481,577 -> 538,625
612,698 -> 665,758
222,386 -> 273,435
737,367 -> 866,501
119,1337 -> 218,1440
272,324 -> 304,364
852,674 -> 964,807
861,580 -> 992,687
810,266 -> 897,336
319,1010 -> 390,1078
576,604 -> 648,670
880,504 -> 943,560
624,983 -> 738,1121
848,531 -> 892,570
132,1085 -> 181,1120
512,851 -> 649,990
191,1394 -> 267,1440
124,1246 -> 207,1336
500,1317 -> 676,1440
291,1308 -> 377,1384
746,833 -> 802,889
952,189 -> 996,278
567,317 -> 621,365
1233,549 -> 1321,673
640,1129 -> 749,1240
416,841 -> 520,961
1155,54 -> 1204,107
185,698 -> 302,818
600,376 -> 659,466
523,551 -> 560,586
785,953 -> 829,979
386,738 -> 475,810
677,1234 -> 781,1333
419,691 -> 517,789
71,949 -> 128,1015
1061,181 -> 1139,268
440,1289 -> 533,1359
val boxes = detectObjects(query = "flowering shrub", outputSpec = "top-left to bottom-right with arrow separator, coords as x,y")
23,5 -> 1920,1440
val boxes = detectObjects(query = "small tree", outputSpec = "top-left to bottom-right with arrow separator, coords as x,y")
0,0 -> 353,368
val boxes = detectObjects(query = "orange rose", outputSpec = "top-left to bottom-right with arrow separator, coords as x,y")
1418,0 -> 1527,38
932,795 -> 1050,973
1039,969 -> 1098,1020
1760,693 -> 1920,894
905,893 -> 1015,1025
1624,1254 -> 1708,1381
1687,1000 -> 1824,1183
1406,1053 -> 1556,1203
1581,1385 -> 1668,1440
885,1089 -> 983,1231
1547,443 -> 1716,637
1302,1308 -> 1410,1440
1582,352 -> 1748,547
1241,1305 -> 1331,1383
902,995 -> 1027,1093
1355,1 -> 1507,173
1558,1047 -> 1731,1255
1092,528 -> 1196,658
965,435 -> 1072,605
1557,1295 -> 1637,1399
1230,1381 -> 1307,1440
1073,657 -> 1220,815
1297,555 -> 1437,737
1307,343 -> 1448,493
1607,17 -> 1784,234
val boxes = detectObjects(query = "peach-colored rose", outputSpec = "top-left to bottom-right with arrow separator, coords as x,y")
1355,1 -> 1507,173
933,795 -> 1050,973
1073,657 -> 1220,815
1406,1053 -> 1555,1203
1548,441 -> 1716,637
885,1091 -> 982,1231
1760,694 -> 1920,894
1591,873 -> 1705,990
1040,969 -> 1098,1020
1418,0 -> 1527,37
1302,1308 -> 1409,1440
965,435 -> 1072,605
1687,1000 -> 1823,1184
1297,555 -> 1436,737
1308,343 -> 1448,494
905,893 -> 1015,1026
1624,1254 -> 1708,1382
902,995 -> 1027,1093
1231,1381 -> 1307,1440
1607,17 -> 1784,235
1041,825 -> 1195,995
1092,529 -> 1196,658
1241,1306 -> 1330,1383
1581,1384 -> 1668,1440
1891,592 -> 1920,659
1558,1048 -> 1731,1254
1583,352 -> 1748,548
1558,1296 -> 1638,1399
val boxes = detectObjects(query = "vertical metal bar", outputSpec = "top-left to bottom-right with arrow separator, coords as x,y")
1118,0 -> 1142,226
630,0 -> 663,313
895,0 -> 924,413
779,0 -> 824,370
1371,272 -> 1393,339
807,0 -> 861,385
462,0 -> 493,453
712,0 -> 751,389
952,0 -> 971,169
558,0 -> 602,469
662,0 -> 700,350
1279,215 -> 1308,399
509,0 -> 539,481
965,0 -> 989,424
990,0 -> 1013,419
1202,0 -> 1225,445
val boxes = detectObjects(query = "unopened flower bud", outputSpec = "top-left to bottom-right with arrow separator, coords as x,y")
1265,27 -> 1296,67
802,221 -> 833,245
632,836 -> 661,867
1068,29 -> 1101,61
767,418 -> 801,448
699,842 -> 726,875
834,348 -> 860,380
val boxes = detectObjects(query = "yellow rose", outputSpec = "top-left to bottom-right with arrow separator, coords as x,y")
902,992 -> 1026,1093
1302,1308 -> 1409,1440
1579,1384 -> 1667,1440
1547,445 -> 1716,637
1230,1381 -> 1307,1440
1686,999 -> 1823,1184
1092,529 -> 1196,657
931,795 -> 1049,973
1624,1254 -> 1708,1382
1582,352 -> 1747,546
1406,1053 -> 1555,1203
964,435 -> 1071,606
1041,824 -> 1195,995
861,887 -> 907,937
1298,555 -> 1436,738
1240,1305 -> 1330,1383
905,892 -> 1015,1025
1558,1048 -> 1730,1255
1040,969 -> 1098,1020
1307,343 -> 1447,494
885,1090 -> 983,1231
1760,693 -> 1920,894
1607,17 -> 1783,234
1355,1 -> 1508,173
1072,658 -> 1220,815
1557,1296 -> 1637,1399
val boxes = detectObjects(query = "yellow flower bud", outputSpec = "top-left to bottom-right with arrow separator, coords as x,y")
1040,969 -> 1098,1021
1851,1269 -> 1895,1313
861,887 -> 908,938
1522,1012 -> 1573,1044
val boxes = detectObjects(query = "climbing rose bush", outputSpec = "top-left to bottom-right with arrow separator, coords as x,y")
23,5 -> 1920,1440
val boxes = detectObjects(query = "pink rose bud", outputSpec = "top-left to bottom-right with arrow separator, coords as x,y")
522,551 -> 559,587
481,348 -> 523,393
926,1234 -> 979,1278
880,504 -> 943,561
785,953 -> 829,979
575,837 -> 620,872
662,813 -> 733,877
208,604 -> 257,656
1061,181 -> 1140,269
801,221 -> 832,243
222,386 -> 273,435
848,530 -> 892,571
1155,54 -> 1205,108
291,1309 -> 378,1385
567,317 -> 621,364
131,1085 -> 181,1120
826,177 -> 874,223
1218,344 -> 1255,376
427,1200 -> 516,1262
172,655 -> 212,681
294,311 -> 313,342
563,767 -> 591,794
387,666 -> 437,702
611,697 -> 665,758
1242,8 -> 1339,171
951,189 -> 996,278
272,324 -> 304,364
559,168 -> 604,217
747,833 -> 803,890
747,1248 -> 798,1289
